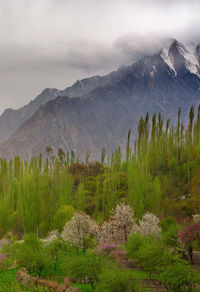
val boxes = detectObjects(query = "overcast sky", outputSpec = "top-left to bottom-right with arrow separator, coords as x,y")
0,0 -> 200,114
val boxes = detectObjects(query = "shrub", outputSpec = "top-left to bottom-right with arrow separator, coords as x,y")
160,261 -> 200,292
160,216 -> 177,233
62,252 -> 103,288
126,233 -> 144,259
162,225 -> 179,248
46,237 -> 76,274
160,217 -> 179,247
1,241 -> 21,269
134,239 -> 174,278
95,265 -> 136,292
15,233 -> 50,277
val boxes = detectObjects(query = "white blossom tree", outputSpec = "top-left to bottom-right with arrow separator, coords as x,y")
61,212 -> 99,253
43,229 -> 59,243
100,203 -> 137,243
138,212 -> 161,237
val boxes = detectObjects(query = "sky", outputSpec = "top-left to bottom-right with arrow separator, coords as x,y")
0,0 -> 200,114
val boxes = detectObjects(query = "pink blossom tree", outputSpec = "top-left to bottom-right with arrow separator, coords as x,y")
179,220 -> 200,264
98,231 -> 127,265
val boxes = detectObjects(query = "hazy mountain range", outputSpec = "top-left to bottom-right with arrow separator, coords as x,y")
0,39 -> 200,160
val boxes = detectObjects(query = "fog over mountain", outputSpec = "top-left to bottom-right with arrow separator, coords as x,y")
1,0 -> 200,114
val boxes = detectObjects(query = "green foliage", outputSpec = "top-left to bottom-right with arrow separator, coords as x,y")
53,205 -> 74,232
162,224 -> 179,247
160,216 -> 177,232
46,237 -> 76,274
15,233 -> 50,277
2,109 -> 200,291
1,109 -> 200,236
126,233 -> 144,259
160,217 -> 179,247
72,283 -> 93,292
62,252 -> 103,288
1,241 -> 21,269
159,261 -> 200,292
133,238 -> 175,277
95,265 -> 137,292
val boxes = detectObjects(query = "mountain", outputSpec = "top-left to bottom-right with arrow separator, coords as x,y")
0,67 -> 125,144
0,88 -> 60,143
0,39 -> 200,160
62,68 -> 126,98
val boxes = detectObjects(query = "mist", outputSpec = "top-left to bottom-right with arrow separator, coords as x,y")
0,0 -> 200,113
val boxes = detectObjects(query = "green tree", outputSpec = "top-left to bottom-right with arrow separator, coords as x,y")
63,252 -> 103,288
53,205 -> 74,232
160,261 -> 200,292
15,233 -> 50,277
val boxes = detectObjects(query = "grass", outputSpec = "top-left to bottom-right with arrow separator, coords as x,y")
0,267 -> 39,292
72,283 -> 93,292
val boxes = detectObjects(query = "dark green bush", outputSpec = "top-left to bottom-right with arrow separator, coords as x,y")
62,252 -> 103,288
15,233 -> 50,277
46,237 -> 76,275
160,217 -> 179,247
160,216 -> 177,232
162,224 -> 179,247
133,239 -> 175,278
126,233 -> 144,259
159,261 -> 200,292
95,265 -> 136,292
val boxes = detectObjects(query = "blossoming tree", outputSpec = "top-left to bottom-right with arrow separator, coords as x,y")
61,212 -> 99,253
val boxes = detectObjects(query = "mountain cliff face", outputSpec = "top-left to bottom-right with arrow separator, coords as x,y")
0,40 -> 200,159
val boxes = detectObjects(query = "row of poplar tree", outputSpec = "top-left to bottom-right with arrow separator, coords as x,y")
0,105 -> 200,238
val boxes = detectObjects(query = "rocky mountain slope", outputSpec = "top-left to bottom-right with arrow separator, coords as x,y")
0,88 -> 59,143
0,40 -> 200,159
0,67 -> 125,144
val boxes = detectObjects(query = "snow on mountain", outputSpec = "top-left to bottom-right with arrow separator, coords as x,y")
179,43 -> 200,78
160,41 -> 200,78
161,47 -> 177,76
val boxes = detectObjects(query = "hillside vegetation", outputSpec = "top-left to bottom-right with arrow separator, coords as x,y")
1,106 -> 200,291
0,106 -> 200,237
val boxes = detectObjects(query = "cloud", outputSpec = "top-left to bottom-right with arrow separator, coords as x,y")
0,0 -> 200,113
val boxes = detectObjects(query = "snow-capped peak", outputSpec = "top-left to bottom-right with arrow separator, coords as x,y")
161,40 -> 200,78
178,43 -> 200,78
161,47 -> 177,76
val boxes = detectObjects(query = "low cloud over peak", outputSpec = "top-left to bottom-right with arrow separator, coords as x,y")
0,0 -> 200,113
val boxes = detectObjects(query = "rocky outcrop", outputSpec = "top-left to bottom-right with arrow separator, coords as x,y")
16,269 -> 81,291
16,269 -> 36,289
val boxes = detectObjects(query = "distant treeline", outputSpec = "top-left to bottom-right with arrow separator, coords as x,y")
0,105 -> 200,238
